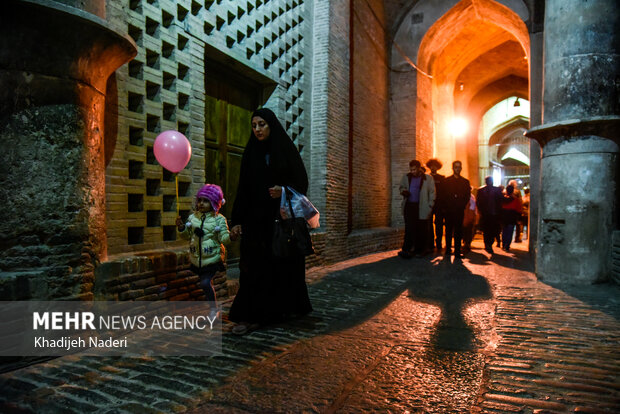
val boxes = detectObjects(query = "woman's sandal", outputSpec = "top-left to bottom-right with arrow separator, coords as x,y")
231,323 -> 260,335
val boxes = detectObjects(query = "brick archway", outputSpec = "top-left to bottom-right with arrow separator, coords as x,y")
390,0 -> 531,224
413,0 -> 530,185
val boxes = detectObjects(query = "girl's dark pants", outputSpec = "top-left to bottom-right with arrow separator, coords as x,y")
191,262 -> 225,304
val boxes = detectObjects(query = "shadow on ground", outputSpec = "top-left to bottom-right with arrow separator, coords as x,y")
546,281 -> 620,320
491,247 -> 534,272
406,256 -> 492,351
194,252 -> 496,413
272,251 -> 493,353
0,250 -> 498,413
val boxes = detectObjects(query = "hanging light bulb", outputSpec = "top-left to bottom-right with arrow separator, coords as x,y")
514,97 -> 521,107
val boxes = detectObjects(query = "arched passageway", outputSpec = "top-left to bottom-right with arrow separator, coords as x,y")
391,0 -> 530,189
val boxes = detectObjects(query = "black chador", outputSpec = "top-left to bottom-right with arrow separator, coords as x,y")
229,108 -> 312,324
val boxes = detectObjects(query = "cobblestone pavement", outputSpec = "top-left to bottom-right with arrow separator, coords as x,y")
1,237 -> 618,413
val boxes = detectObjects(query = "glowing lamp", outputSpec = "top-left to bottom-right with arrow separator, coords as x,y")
449,117 -> 468,138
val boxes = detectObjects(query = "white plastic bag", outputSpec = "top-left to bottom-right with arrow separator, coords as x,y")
280,186 -> 320,228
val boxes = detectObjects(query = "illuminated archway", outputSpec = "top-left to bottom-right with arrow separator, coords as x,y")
414,0 -> 530,183
479,97 -> 530,185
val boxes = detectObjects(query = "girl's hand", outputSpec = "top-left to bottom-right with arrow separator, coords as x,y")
269,185 -> 282,199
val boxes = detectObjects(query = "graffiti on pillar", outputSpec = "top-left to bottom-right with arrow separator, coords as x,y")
542,219 -> 565,244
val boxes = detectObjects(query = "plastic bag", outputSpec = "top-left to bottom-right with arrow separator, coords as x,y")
280,186 -> 320,228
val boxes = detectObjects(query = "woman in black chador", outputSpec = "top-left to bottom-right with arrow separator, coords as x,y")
228,108 -> 312,334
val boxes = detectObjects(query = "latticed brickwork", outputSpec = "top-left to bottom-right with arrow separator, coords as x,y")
105,0 -> 311,255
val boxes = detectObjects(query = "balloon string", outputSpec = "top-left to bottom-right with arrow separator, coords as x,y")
175,174 -> 179,218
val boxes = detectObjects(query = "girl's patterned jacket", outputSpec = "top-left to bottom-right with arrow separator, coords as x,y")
178,211 -> 231,267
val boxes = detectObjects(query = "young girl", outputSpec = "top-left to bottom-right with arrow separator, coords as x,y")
176,184 -> 236,318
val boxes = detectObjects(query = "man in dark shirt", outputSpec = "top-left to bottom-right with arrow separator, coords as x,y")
476,176 -> 503,254
440,160 -> 471,259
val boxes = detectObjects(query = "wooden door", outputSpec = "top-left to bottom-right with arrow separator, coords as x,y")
205,59 -> 262,260
204,96 -> 251,221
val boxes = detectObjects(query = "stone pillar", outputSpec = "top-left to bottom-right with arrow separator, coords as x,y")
526,0 -> 619,283
0,0 -> 136,299
528,28 -> 544,260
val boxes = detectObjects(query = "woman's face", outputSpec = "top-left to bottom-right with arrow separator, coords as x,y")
252,116 -> 270,141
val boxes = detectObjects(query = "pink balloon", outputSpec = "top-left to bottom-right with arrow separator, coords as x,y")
153,130 -> 192,173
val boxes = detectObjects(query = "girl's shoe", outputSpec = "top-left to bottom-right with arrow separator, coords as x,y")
209,309 -> 221,321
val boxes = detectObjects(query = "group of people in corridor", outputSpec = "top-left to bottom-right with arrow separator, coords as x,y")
398,158 -> 529,260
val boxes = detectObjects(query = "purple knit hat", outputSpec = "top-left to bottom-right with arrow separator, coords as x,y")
196,184 -> 225,214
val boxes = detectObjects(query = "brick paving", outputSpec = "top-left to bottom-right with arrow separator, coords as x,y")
470,250 -> 620,413
0,237 -> 619,413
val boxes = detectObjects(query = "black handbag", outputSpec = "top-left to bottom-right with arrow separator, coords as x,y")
272,188 -> 315,258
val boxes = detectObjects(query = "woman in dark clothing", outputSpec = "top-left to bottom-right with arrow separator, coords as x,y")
228,108 -> 312,334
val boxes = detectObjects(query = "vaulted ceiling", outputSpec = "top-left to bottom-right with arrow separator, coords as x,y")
416,0 -> 530,114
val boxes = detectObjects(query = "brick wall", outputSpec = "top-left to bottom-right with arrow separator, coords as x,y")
309,0 -> 402,265
347,228 -> 403,257
92,0 -> 404,300
105,0 -> 312,256
319,0 -> 352,262
94,250 -> 230,301
389,70 -> 417,227
351,0 -> 391,230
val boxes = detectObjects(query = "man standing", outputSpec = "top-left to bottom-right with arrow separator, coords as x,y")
476,176 -> 503,254
441,161 -> 470,259
398,160 -> 436,258
426,158 -> 445,250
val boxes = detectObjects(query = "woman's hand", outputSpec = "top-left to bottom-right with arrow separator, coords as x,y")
268,185 -> 283,199
230,225 -> 242,241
